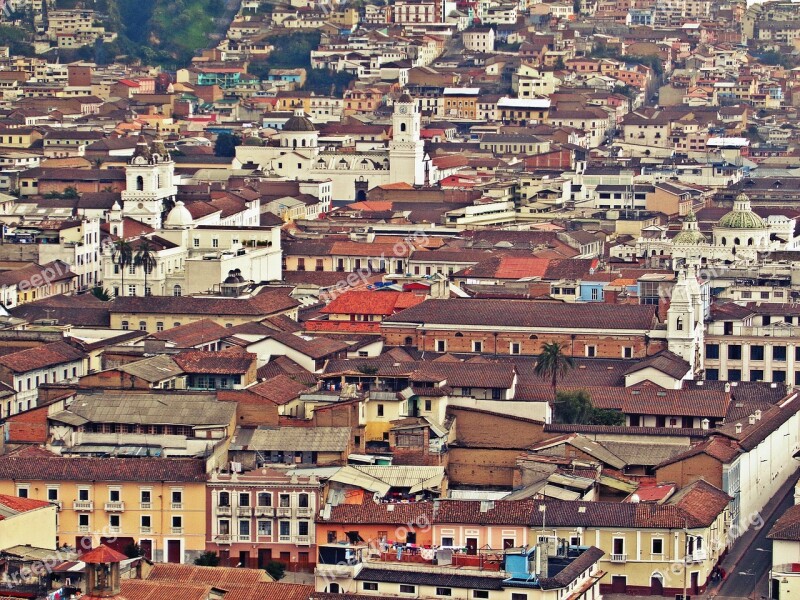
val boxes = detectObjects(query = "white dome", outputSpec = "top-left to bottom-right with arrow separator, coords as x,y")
164,200 -> 193,228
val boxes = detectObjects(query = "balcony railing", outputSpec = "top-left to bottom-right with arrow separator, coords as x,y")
216,534 -> 231,544
296,507 -> 313,517
140,502 -> 152,510
217,505 -> 232,516
171,527 -> 184,535
237,506 -> 252,517
108,526 -> 120,534
279,535 -> 291,542
276,507 -> 292,517
239,535 -> 251,542
254,506 -> 274,517
73,500 -> 93,511
610,554 -> 627,563
296,535 -> 311,545
105,501 -> 125,512
171,502 -> 183,510
140,526 -> 152,534
78,525 -> 90,533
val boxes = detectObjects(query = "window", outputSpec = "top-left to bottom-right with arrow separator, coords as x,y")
651,538 -> 664,554
239,492 -> 250,506
171,490 -> 182,506
47,487 -> 59,501
774,346 -> 787,361
16,485 -> 28,498
299,521 -> 309,536
751,345 -> 764,361
239,519 -> 250,538
472,341 -> 482,353
141,515 -> 151,529
473,592 -> 490,600
436,340 -> 446,352
363,582 -> 378,591
706,344 -> 719,359
78,488 -> 90,501
109,489 -> 121,502
724,321 -> 734,335
257,492 -> 271,506
728,345 -> 742,360
400,585 -> 416,594
774,370 -> 787,383
258,520 -> 271,536
728,368 -> 742,381
173,285 -> 182,297
298,493 -> 309,508
141,489 -> 151,505
138,321 -> 147,331
750,369 -> 764,382
109,515 -> 120,529
424,399 -> 432,411
436,588 -> 452,596
510,342 -> 520,355
279,521 -> 290,536
585,345 -> 597,357
511,594 -> 528,600
212,239 -> 219,248
279,494 -> 290,508
79,514 -> 89,528
171,516 -> 182,529
706,368 -> 719,380
377,404 -> 384,417
622,347 -> 633,358
121,320 -> 129,330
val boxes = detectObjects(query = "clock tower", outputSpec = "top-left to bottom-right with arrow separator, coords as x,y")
389,93 -> 425,186
122,131 -> 177,230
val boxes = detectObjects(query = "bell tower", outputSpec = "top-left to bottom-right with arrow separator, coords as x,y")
81,544 -> 127,598
389,93 -> 425,186
122,130 -> 177,229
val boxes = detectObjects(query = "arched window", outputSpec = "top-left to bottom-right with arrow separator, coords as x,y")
734,237 -> 741,246
136,175 -> 144,191
173,285 -> 182,297
529,334 -> 538,340
292,139 -> 297,148
302,139 -> 306,147
748,238 -> 753,246
400,123 -> 407,132
676,317 -> 683,331
454,332 -> 463,337
404,336 -> 413,346
327,583 -> 341,593
157,175 -> 161,188
721,237 -> 727,246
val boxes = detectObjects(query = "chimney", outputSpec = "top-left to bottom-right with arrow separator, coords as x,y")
604,287 -> 619,304
724,382 -> 731,393
701,418 -> 709,430
748,414 -> 756,425
754,409 -> 762,421
735,423 -> 743,434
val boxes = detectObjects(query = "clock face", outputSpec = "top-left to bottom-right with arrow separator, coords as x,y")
399,106 -> 407,114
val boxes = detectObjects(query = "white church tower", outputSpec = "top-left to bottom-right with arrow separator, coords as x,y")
389,93 -> 425,186
122,132 -> 177,229
666,269 -> 704,377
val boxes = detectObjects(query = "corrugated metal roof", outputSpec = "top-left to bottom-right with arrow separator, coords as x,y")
244,427 -> 350,452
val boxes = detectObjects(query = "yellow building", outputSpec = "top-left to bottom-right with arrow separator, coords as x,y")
0,447 -> 208,564
0,493 -> 58,551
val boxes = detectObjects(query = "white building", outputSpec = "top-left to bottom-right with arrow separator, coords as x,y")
121,134 -> 177,230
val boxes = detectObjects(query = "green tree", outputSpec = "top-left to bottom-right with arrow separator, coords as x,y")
265,560 -> 285,580
194,551 -> 220,566
553,390 -> 593,424
62,186 -> 79,199
214,133 -> 240,157
111,240 -> 134,297
90,285 -> 111,301
134,240 -> 158,296
123,542 -> 143,558
534,341 -> 575,403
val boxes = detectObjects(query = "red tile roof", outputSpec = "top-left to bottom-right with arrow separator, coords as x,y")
326,500 -> 434,525
768,504 -> 800,541
81,544 -> 128,563
0,446 -> 206,482
655,436 -> 741,469
174,347 -> 256,374
0,493 -> 52,516
321,290 -> 426,316
146,563 -> 271,586
0,340 -> 85,373
249,375 -> 310,405
151,319 -> 228,347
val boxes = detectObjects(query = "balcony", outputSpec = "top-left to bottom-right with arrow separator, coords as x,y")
73,500 -> 93,511
108,526 -> 120,534
296,535 -> 311,545
276,507 -> 292,517
610,554 -> 627,563
279,535 -> 291,542
140,526 -> 152,534
216,534 -> 231,545
237,506 -> 252,517
216,505 -> 232,516
171,527 -> 183,535
140,502 -> 152,510
239,535 -> 251,542
254,506 -> 274,517
171,502 -> 183,510
296,507 -> 313,518
104,501 -> 125,512
78,525 -> 90,533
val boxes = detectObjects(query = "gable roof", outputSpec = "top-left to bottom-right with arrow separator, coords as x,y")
768,504 -> 800,541
0,340 -> 85,373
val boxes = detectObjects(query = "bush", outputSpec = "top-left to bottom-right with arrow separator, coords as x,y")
194,551 -> 220,566
265,560 -> 285,580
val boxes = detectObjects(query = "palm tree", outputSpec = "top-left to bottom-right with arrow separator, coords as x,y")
534,341 -> 575,403
134,240 -> 157,297
111,240 -> 134,297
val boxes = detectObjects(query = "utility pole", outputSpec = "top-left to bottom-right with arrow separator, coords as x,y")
683,521 -> 688,600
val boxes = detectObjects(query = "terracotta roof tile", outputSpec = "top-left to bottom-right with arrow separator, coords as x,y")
0,493 -> 53,515
249,375 -> 310,405
174,347 -> 255,374
151,319 -> 229,347
0,340 -> 85,373
768,504 -> 800,541
321,290 -> 426,316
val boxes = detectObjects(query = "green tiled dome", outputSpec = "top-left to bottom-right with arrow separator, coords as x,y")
718,193 -> 766,229
673,229 -> 707,244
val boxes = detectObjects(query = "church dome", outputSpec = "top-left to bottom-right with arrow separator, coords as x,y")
164,200 -> 193,228
282,110 -> 316,132
673,210 -> 707,245
718,193 -> 766,229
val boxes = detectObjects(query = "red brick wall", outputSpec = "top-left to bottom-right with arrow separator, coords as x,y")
383,326 -> 665,359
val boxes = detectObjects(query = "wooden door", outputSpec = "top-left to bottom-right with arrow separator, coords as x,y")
650,575 -> 664,596
611,576 -> 627,593
466,538 -> 478,555
139,540 -> 153,561
167,540 -> 181,563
